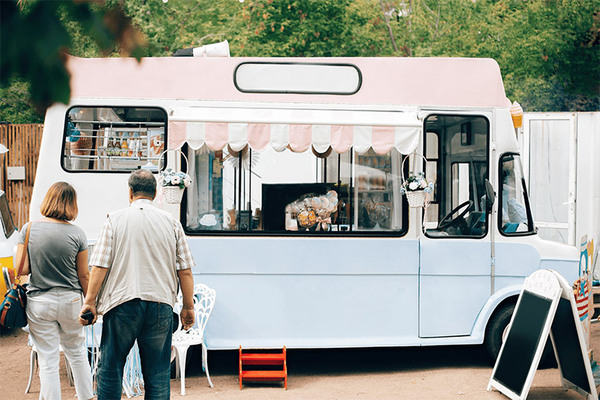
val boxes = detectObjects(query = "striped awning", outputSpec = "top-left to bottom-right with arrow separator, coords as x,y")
168,106 -> 421,155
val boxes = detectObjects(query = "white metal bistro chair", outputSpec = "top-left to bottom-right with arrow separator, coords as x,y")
171,283 -> 216,395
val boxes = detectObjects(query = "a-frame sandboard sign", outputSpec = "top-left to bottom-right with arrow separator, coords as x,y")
550,270 -> 597,399
487,269 -> 598,400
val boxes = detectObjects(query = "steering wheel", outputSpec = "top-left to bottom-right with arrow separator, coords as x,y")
438,200 -> 474,231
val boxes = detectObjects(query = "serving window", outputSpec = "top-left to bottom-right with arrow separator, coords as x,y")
62,106 -> 167,172
183,145 -> 408,235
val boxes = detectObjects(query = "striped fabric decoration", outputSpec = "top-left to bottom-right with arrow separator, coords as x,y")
167,107 -> 421,155
575,278 -> 590,321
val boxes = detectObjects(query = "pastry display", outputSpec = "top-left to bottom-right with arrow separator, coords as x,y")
287,190 -> 338,231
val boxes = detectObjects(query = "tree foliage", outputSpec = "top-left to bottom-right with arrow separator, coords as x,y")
391,0 -> 599,111
1,0 -> 598,124
0,0 -> 145,122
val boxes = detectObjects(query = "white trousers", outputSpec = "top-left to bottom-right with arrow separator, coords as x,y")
26,289 -> 94,400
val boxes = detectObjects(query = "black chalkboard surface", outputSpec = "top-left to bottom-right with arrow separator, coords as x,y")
488,269 -> 598,400
551,297 -> 591,393
492,291 -> 552,396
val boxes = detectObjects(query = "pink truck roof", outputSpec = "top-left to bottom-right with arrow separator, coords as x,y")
67,56 -> 511,109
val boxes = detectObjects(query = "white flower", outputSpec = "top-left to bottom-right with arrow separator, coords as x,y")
419,180 -> 427,189
160,169 -> 191,188
409,181 -> 420,191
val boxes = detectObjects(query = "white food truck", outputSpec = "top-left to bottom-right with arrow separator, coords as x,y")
30,56 -> 580,361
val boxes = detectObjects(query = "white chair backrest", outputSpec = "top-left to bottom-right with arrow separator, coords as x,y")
174,283 -> 216,335
194,284 -> 216,334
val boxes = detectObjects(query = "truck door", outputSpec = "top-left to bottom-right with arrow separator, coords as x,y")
419,114 -> 492,338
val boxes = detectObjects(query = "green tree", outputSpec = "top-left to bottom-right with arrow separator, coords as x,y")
2,0 -> 597,121
0,0 -> 145,122
114,0 -> 393,58
391,0 -> 599,111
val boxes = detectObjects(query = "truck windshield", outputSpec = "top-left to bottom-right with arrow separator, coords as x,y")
499,153 -> 535,235
0,192 -> 15,239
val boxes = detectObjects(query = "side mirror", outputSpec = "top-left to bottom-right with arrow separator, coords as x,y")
485,179 -> 496,212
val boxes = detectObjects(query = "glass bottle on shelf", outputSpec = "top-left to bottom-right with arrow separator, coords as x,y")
121,132 -> 129,157
127,132 -> 133,157
106,137 -> 114,157
132,131 -> 140,157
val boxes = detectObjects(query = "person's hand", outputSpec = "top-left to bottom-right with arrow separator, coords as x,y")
79,304 -> 97,326
180,308 -> 195,330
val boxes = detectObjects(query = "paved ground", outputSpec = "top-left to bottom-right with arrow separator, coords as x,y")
2,325 -> 599,399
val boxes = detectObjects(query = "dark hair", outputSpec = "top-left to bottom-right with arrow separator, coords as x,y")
129,169 -> 156,198
40,182 -> 78,221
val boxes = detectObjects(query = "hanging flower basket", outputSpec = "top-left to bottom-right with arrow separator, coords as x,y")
159,149 -> 191,205
401,153 -> 434,208
162,186 -> 185,204
405,190 -> 427,208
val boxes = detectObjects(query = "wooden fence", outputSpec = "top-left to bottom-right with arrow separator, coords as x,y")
0,124 -> 44,229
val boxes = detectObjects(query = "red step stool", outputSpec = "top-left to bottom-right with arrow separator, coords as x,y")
239,346 -> 287,389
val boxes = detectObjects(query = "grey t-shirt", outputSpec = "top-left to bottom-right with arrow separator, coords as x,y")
19,221 -> 88,296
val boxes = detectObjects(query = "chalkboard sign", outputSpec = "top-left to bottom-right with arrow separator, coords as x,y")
551,298 -> 591,393
488,269 -> 562,400
488,269 -> 598,400
550,270 -> 597,399
493,291 -> 553,397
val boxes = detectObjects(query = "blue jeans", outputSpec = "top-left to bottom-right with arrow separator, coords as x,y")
97,299 -> 173,400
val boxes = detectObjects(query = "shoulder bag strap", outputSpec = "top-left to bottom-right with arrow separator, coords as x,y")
14,222 -> 32,284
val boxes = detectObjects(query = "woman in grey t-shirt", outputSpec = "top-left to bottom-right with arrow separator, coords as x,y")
17,182 -> 93,400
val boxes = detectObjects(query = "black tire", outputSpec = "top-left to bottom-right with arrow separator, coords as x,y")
485,303 -> 514,363
484,303 -> 556,368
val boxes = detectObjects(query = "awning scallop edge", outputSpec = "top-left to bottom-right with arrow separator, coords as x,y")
168,107 -> 421,155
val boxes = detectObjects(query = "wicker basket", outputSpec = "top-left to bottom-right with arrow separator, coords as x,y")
163,186 -> 185,204
159,148 -> 190,205
401,153 -> 432,208
406,190 -> 426,208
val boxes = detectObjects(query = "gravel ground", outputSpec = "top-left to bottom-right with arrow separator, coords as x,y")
1,324 -> 599,399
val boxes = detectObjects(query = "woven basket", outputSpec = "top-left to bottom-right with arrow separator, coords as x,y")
163,186 -> 184,204
401,153 -> 432,208
406,190 -> 426,208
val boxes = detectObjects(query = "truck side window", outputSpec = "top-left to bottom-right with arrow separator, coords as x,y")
183,146 -> 408,236
424,115 -> 490,238
0,192 -> 16,239
62,106 -> 166,172
499,153 -> 535,235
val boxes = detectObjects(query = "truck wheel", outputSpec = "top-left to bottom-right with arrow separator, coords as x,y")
485,304 -> 514,363
484,303 -> 556,368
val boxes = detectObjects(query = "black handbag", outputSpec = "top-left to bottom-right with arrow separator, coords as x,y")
0,223 -> 31,329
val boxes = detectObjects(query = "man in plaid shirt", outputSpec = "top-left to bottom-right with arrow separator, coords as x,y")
80,169 -> 195,399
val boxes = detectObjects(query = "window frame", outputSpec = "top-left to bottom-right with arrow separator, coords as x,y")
423,113 -> 491,240
60,105 -> 169,174
0,192 -> 16,239
498,152 -> 536,237
181,145 -> 409,237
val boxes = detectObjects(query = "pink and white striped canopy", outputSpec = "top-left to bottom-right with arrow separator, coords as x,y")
168,106 -> 421,155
